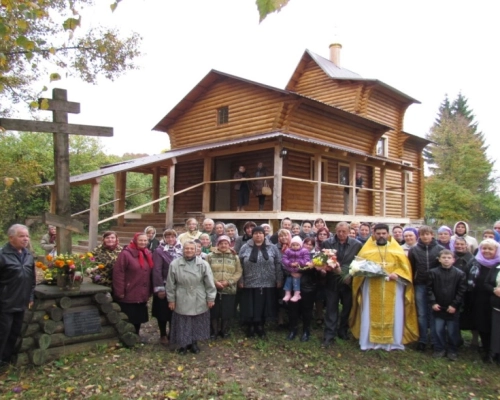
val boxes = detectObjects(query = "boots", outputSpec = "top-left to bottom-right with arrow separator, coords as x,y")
290,291 -> 301,302
255,323 -> 266,338
219,320 -> 231,339
287,328 -> 297,341
210,319 -> 219,340
259,204 -> 264,211
190,341 -> 200,354
246,323 -> 255,338
300,330 -> 310,342
283,291 -> 292,302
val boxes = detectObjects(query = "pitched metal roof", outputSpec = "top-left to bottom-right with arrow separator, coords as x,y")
307,50 -> 363,79
38,131 -> 415,187
305,50 -> 420,104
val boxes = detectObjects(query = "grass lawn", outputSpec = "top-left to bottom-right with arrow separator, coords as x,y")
0,320 -> 498,399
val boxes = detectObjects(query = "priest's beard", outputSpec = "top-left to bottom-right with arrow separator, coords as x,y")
376,237 -> 388,246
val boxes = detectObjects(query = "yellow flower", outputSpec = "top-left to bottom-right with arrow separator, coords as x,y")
97,264 -> 105,269
87,252 -> 93,258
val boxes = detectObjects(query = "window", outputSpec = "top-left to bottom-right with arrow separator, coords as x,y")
402,161 -> 413,182
376,135 -> 388,157
339,163 -> 349,186
310,158 -> 327,181
217,106 -> 229,125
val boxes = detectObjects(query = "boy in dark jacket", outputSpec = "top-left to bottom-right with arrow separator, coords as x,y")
427,250 -> 467,360
408,225 -> 444,351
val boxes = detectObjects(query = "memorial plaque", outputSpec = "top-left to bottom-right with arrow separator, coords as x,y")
63,306 -> 102,337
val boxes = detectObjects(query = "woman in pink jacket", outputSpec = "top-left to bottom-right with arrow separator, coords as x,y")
113,233 -> 153,335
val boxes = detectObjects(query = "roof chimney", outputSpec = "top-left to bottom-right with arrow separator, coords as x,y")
329,43 -> 342,67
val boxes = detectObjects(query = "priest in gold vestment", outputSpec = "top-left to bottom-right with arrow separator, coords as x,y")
349,223 -> 418,350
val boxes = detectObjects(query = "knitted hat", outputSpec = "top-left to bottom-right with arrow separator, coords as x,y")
252,226 -> 265,235
216,235 -> 230,245
291,236 -> 303,245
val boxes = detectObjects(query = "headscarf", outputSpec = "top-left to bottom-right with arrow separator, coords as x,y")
48,225 -> 56,244
249,226 -> 269,262
437,225 -> 452,250
453,221 -> 469,236
403,227 -> 419,241
438,225 -> 452,236
102,231 -> 119,251
128,233 -> 154,269
277,228 -> 292,254
475,238 -> 500,268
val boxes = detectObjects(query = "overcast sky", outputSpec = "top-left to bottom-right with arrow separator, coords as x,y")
48,0 -> 498,169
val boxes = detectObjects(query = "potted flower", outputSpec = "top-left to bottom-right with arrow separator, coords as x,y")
36,252 -> 102,290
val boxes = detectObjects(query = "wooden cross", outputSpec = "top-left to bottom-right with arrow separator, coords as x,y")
0,88 -> 113,254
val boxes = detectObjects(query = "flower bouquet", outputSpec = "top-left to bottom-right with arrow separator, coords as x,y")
36,253 -> 102,289
345,256 -> 407,285
306,249 -> 338,270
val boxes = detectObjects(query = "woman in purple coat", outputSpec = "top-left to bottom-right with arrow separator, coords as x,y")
113,233 -> 154,335
152,229 -> 183,345
282,236 -> 311,303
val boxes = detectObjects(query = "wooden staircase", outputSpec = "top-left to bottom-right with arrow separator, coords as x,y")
73,212 -> 205,252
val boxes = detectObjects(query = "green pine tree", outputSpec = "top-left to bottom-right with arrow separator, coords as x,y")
424,94 -> 499,225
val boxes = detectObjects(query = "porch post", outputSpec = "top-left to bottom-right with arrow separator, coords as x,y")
202,156 -> 212,213
152,167 -> 160,213
313,154 -> 322,213
401,170 -> 408,218
166,162 -> 176,228
273,146 -> 283,211
349,160 -> 356,215
49,186 -> 56,214
380,167 -> 386,217
88,178 -> 101,251
114,172 -> 127,226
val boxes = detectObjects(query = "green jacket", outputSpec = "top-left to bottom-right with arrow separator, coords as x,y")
166,256 -> 216,316
206,249 -> 242,295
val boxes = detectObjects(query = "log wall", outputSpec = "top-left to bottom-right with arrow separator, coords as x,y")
283,150 -> 373,216
168,78 -> 286,149
403,140 -> 425,219
174,159 -> 204,213
290,59 -> 360,112
286,104 -> 377,153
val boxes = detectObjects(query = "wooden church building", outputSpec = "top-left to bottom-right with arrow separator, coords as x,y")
54,44 -> 430,248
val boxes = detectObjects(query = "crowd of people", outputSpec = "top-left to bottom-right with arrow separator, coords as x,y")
2,216 -> 500,368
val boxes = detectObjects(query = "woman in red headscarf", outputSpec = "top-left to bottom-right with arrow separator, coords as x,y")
113,232 -> 154,335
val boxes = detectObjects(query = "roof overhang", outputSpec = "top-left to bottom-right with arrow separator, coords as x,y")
38,131 -> 416,188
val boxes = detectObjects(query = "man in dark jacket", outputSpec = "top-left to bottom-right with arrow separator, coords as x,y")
408,225 -> 444,351
0,224 -> 35,369
321,221 -> 362,346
